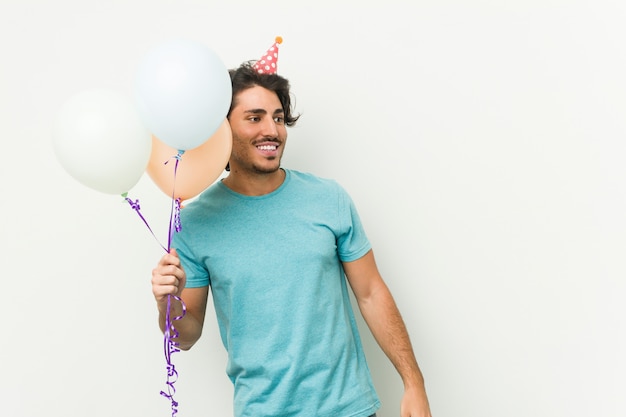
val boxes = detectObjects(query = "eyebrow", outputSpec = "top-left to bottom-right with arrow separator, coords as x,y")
243,108 -> 284,116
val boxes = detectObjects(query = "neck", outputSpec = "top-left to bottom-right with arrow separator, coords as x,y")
222,168 -> 286,196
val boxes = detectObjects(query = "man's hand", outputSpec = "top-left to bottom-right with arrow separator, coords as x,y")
151,248 -> 187,306
400,385 -> 433,417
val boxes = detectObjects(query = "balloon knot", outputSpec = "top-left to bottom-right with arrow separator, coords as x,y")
164,150 -> 185,165
125,197 -> 140,211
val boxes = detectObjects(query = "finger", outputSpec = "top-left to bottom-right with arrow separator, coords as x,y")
152,284 -> 181,300
151,272 -> 182,296
152,265 -> 182,285
152,269 -> 179,284
166,248 -> 181,265
160,257 -> 179,270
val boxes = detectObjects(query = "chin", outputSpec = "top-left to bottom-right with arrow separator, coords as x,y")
253,157 -> 282,172
254,166 -> 281,175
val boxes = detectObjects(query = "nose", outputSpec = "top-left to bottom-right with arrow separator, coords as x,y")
260,117 -> 279,138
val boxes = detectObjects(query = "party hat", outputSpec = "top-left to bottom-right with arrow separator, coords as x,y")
253,36 -> 283,74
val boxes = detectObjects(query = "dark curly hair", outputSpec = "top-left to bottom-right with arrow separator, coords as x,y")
227,61 -> 300,127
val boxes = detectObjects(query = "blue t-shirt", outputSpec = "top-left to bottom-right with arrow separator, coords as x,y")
173,169 -> 381,417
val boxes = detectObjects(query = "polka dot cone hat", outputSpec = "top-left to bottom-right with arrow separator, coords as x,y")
253,36 -> 283,74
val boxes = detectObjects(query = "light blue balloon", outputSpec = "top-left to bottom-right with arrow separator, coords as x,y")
135,39 -> 232,151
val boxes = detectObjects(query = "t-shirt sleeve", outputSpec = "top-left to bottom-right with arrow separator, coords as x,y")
335,182 -> 371,262
171,229 -> 210,288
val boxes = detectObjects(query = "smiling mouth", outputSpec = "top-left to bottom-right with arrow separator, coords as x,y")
257,144 -> 278,151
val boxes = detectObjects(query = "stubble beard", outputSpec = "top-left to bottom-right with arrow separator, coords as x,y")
251,156 -> 281,175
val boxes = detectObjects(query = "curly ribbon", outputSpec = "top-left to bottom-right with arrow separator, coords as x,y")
123,149 -> 187,416
160,293 -> 186,415
161,150 -> 186,416
165,151 -> 184,249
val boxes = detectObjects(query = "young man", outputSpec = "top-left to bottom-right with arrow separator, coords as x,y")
151,53 -> 432,417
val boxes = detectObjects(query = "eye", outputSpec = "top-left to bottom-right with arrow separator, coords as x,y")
274,116 -> 285,124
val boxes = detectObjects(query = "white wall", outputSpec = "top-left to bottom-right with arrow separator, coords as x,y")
2,1 -> 625,416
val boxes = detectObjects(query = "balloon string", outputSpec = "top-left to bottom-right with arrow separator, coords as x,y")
160,293 -> 186,416
162,149 -> 186,417
166,150 -> 185,251
122,149 -> 187,417
123,195 -> 168,252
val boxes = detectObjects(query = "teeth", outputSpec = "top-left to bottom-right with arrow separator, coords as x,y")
257,145 -> 277,150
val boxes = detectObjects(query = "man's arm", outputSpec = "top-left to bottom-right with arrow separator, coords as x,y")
344,249 -> 432,417
152,248 -> 209,351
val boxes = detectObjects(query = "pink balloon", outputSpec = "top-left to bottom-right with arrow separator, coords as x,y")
147,120 -> 232,202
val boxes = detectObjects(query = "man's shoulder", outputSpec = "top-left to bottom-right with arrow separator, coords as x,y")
179,180 -> 226,217
286,168 -> 339,189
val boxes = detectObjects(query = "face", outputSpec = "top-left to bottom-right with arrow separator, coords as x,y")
227,85 -> 288,175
